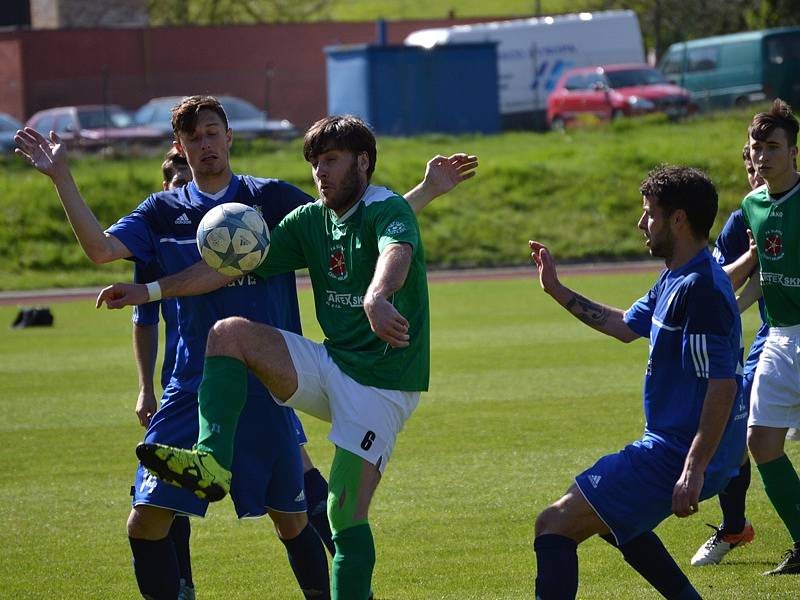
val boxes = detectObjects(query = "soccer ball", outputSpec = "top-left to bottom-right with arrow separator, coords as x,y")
196,202 -> 270,277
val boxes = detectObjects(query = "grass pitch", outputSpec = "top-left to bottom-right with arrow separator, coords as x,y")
1,272 -> 798,599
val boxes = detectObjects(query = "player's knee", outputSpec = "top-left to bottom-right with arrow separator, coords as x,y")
270,510 -> 308,540
126,506 -> 173,540
534,504 -> 565,537
207,316 -> 247,357
327,489 -> 365,535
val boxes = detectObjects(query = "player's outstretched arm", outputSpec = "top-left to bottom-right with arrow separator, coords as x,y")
672,377 -> 737,518
15,127 -> 130,263
404,153 -> 478,214
529,240 -> 638,342
133,323 -> 159,427
96,261 -> 236,309
724,229 -> 758,291
736,269 -> 762,313
364,243 -> 412,348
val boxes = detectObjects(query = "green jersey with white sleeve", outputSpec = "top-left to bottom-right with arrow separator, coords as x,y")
741,179 -> 800,327
255,185 -> 430,391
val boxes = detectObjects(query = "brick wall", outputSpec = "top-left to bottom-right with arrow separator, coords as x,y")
0,17 -> 499,126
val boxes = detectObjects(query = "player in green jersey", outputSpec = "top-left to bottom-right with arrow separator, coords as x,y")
740,99 -> 800,575
98,116 -> 469,599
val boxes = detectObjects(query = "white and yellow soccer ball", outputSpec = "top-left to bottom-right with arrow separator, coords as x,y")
196,202 -> 270,277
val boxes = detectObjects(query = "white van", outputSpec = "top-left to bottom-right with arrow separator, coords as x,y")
405,10 -> 645,129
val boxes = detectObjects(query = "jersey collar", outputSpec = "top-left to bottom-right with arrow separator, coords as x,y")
188,174 -> 241,206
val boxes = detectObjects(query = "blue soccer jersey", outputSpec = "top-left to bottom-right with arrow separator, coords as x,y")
108,175 -> 310,393
623,248 -> 747,479
133,258 -> 179,390
713,209 -> 769,379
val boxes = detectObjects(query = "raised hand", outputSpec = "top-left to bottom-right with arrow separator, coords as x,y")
529,240 -> 561,295
14,127 -> 68,178
422,153 -> 478,197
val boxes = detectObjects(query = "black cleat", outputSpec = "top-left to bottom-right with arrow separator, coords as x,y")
764,547 -> 800,575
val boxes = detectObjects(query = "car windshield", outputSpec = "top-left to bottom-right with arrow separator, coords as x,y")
221,98 -> 262,120
78,108 -> 133,129
605,68 -> 667,88
134,101 -> 175,128
0,114 -> 22,131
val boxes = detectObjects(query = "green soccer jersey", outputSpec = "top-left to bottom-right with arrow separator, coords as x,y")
254,185 -> 430,391
742,181 -> 800,326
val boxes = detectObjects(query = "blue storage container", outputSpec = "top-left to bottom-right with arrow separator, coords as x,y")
325,43 -> 499,136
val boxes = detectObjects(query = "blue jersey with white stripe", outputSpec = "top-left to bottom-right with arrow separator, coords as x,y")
624,248 -> 746,477
713,209 -> 769,376
108,174 -> 312,393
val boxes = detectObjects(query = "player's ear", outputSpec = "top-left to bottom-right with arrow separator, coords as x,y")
162,180 -> 170,192
172,140 -> 185,157
357,151 -> 369,174
226,128 -> 233,149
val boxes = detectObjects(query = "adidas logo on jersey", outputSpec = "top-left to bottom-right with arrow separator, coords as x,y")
588,475 -> 602,488
174,213 -> 192,225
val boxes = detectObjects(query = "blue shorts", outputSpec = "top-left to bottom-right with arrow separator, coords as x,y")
293,411 -> 308,445
575,437 -> 732,545
132,385 -> 306,518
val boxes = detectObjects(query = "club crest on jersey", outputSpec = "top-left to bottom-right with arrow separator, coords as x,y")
764,229 -> 784,260
251,204 -> 263,216
329,244 -> 348,280
384,220 -> 407,237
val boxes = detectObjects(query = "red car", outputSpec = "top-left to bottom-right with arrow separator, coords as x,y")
25,105 -> 164,151
546,64 -> 696,130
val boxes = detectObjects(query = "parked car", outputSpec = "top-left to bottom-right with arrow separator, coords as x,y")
25,105 -> 164,151
133,95 -> 298,140
658,27 -> 800,111
546,64 -> 695,130
0,112 -> 23,153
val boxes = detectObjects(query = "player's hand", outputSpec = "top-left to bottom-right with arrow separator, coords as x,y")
421,153 -> 478,198
672,468 -> 703,518
364,293 -> 410,348
96,282 -> 150,309
14,127 -> 68,178
529,240 -> 561,294
135,389 -> 157,428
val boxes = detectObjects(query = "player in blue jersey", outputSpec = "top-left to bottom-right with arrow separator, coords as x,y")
16,96 -> 476,600
529,166 -> 746,600
689,144 -> 765,566
132,148 -> 194,599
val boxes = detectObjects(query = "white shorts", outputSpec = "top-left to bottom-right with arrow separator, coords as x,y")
277,329 -> 420,473
749,325 -> 800,429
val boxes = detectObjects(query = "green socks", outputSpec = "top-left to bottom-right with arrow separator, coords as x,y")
196,355 -> 248,469
758,454 -> 800,542
332,524 -> 375,600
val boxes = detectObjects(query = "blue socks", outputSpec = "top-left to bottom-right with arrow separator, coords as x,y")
602,531 -> 701,600
280,523 -> 330,599
169,516 -> 193,589
719,459 -> 750,534
128,536 -> 180,600
305,467 -> 336,556
534,534 -> 578,600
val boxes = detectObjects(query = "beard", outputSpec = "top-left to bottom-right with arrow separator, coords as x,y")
320,157 -> 364,214
648,227 -> 675,261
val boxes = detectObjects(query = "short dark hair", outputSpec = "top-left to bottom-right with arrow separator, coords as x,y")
161,147 -> 189,182
171,95 -> 229,139
640,166 -> 718,240
749,98 -> 798,147
302,115 -> 377,179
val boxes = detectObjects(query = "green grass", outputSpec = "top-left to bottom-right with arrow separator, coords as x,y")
1,272 -> 797,598
326,0 -> 580,20
0,106 -> 767,291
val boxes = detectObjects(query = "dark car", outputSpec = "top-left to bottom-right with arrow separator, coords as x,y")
25,105 -> 165,151
133,95 -> 298,140
546,64 -> 696,130
0,112 -> 23,153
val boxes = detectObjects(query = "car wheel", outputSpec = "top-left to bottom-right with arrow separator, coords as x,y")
549,116 -> 565,131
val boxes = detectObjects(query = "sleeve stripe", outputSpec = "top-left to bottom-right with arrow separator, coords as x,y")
690,334 -> 710,378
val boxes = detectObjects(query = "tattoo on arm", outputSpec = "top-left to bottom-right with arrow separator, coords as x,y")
565,293 -> 610,327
